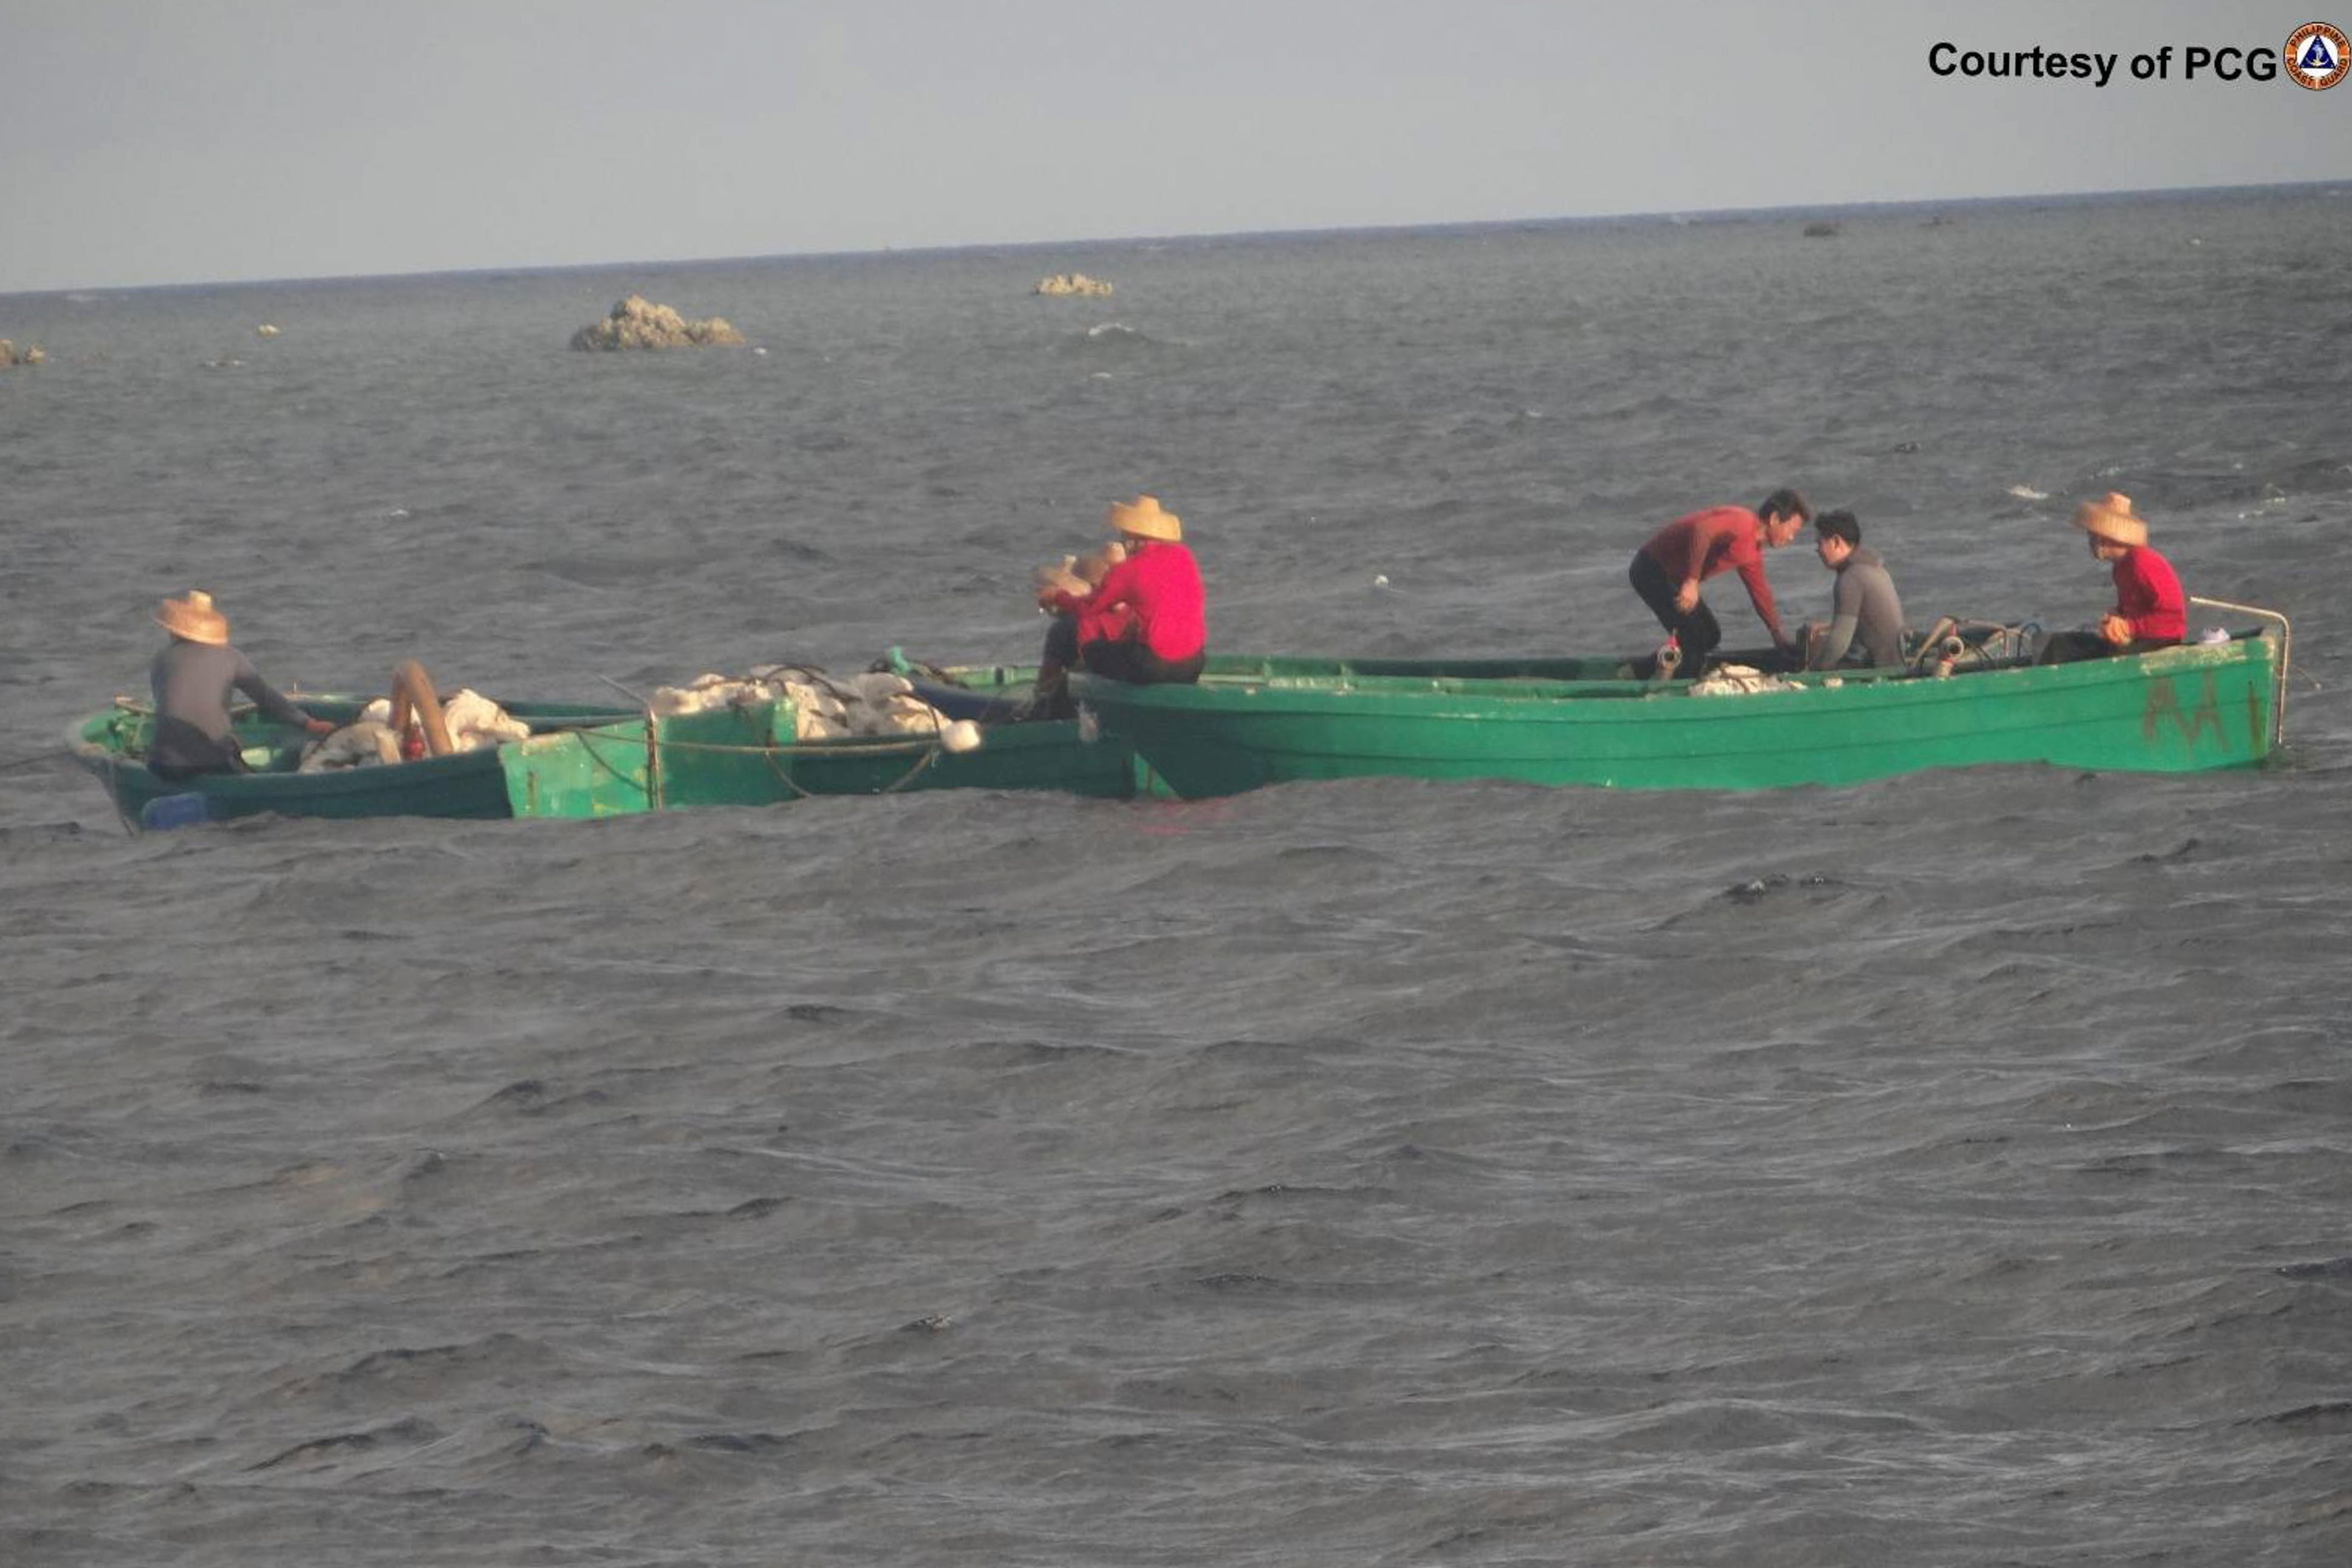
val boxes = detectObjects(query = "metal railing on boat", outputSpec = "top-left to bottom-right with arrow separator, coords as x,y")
2190,596 -> 2291,750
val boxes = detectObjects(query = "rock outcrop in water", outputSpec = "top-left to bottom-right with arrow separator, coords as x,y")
1034,273 -> 1113,297
570,296 -> 745,351
1,339 -> 46,367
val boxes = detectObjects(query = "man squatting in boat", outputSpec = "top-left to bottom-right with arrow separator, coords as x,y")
1629,488 -> 1809,675
148,590 -> 333,779
1802,509 -> 1907,670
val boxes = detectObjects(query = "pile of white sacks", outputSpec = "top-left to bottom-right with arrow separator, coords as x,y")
299,690 -> 533,771
298,669 -> 982,774
1686,663 -> 1808,697
651,666 -> 982,752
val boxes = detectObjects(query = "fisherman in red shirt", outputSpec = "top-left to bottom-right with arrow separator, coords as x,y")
2036,491 -> 2186,664
1027,539 -> 1130,720
1042,494 -> 1207,686
1628,488 -> 1810,675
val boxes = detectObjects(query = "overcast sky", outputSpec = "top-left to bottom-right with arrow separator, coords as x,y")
2,0 -> 2344,293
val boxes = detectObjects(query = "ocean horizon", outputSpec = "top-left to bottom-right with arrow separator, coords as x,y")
9,176 -> 2347,300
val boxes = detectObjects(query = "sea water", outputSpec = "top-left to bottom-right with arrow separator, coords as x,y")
3,186 -> 2349,1566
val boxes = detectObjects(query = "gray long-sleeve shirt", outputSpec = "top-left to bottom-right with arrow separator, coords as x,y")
1808,546 -> 1906,669
148,638 -> 312,772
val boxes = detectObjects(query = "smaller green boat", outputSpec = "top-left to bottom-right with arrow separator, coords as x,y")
1069,605 -> 2291,800
67,694 -> 642,828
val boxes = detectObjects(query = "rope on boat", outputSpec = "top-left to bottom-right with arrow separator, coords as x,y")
2189,596 -> 2292,749
561,723 -> 949,796
880,748 -> 944,794
761,748 -> 814,800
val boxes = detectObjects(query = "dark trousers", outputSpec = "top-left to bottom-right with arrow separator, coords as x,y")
2037,631 -> 2180,666
1079,636 -> 1206,686
1029,614 -> 1082,720
1629,550 -> 1720,673
1039,613 -> 1081,669
147,716 -> 247,782
1031,616 -> 1205,717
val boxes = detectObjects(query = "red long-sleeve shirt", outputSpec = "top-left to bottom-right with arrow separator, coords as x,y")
2111,545 -> 2185,642
1075,599 -> 1136,646
1047,541 -> 1205,661
1638,506 -> 1786,643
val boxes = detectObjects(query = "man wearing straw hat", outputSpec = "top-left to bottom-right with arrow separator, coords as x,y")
1039,494 -> 1206,686
2034,493 -> 2185,664
148,590 -> 333,780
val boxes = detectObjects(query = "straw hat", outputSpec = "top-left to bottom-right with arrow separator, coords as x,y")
2072,492 -> 2149,548
1106,494 -> 1182,542
154,589 -> 230,645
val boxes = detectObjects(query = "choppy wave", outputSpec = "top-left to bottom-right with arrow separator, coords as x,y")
1064,321 -> 1174,352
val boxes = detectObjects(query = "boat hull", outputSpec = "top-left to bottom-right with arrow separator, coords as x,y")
1069,636 -> 2282,799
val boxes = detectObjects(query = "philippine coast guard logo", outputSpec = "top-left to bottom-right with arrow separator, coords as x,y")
2285,22 -> 2350,89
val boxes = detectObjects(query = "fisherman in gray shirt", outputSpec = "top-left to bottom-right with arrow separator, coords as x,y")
1802,511 -> 1907,669
148,589 -> 332,779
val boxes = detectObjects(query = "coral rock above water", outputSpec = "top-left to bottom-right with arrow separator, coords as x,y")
1034,273 -> 1113,297
570,295 -> 746,351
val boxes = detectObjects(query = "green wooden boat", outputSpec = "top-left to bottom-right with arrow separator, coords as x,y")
498,670 -> 1153,819
1067,612 -> 2290,800
67,695 -> 641,827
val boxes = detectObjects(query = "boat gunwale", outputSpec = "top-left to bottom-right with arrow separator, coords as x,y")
1072,632 -> 2276,715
